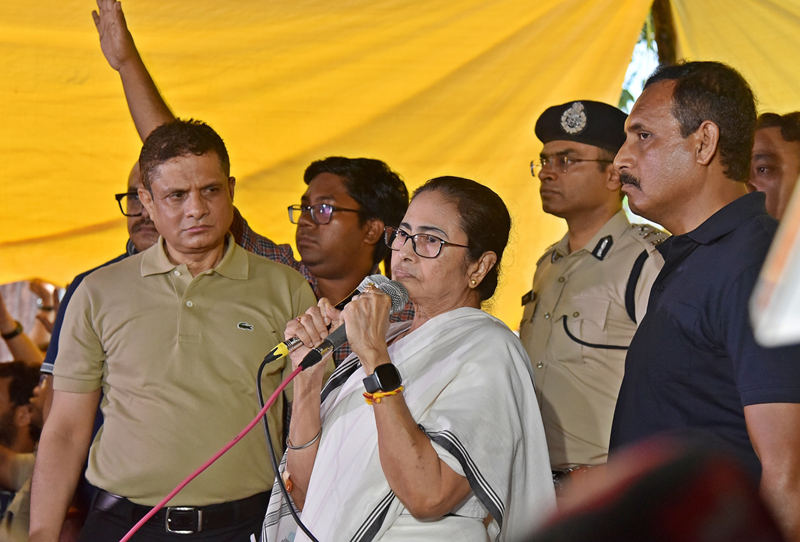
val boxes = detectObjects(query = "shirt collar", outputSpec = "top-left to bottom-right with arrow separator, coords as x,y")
140,235 -> 248,280
685,191 -> 767,245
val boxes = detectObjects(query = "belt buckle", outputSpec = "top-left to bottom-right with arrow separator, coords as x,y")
165,506 -> 202,534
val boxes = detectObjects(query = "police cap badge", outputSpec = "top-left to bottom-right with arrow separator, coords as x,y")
535,100 -> 628,153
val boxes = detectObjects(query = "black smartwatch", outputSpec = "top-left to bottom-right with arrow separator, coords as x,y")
363,364 -> 402,394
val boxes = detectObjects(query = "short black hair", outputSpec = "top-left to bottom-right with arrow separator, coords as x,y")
757,112 -> 800,143
304,157 -> 409,266
0,361 -> 40,407
645,61 -> 757,182
139,119 -> 230,189
412,176 -> 511,302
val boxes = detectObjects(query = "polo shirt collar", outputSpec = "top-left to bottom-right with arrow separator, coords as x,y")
140,235 -> 249,280
686,191 -> 767,245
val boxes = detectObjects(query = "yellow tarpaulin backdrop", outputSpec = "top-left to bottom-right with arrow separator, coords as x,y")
2,0 -> 798,327
672,0 -> 800,114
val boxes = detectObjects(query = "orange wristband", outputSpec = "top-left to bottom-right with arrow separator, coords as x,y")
363,386 -> 404,405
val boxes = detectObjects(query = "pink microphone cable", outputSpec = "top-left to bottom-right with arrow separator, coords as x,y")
118,365 -> 302,542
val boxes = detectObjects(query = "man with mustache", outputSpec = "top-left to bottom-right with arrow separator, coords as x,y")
610,61 -> 800,541
519,100 -> 666,492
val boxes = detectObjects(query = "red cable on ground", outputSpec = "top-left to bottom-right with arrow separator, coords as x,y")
119,365 -> 303,542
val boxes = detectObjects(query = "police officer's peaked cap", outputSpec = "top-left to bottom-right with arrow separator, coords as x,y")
535,100 -> 628,153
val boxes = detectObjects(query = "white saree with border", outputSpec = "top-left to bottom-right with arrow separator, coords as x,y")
262,307 -> 555,542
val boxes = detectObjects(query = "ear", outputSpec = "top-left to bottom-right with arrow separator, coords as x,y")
467,251 -> 498,289
228,176 -> 236,201
138,187 -> 155,216
605,163 -> 622,192
694,120 -> 720,166
362,218 -> 384,246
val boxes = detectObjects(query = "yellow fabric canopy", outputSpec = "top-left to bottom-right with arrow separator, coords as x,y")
672,0 -> 800,114
4,0 -> 796,327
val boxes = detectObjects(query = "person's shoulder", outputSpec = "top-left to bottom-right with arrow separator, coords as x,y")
77,251 -> 129,278
244,249 -> 310,285
449,308 -> 525,351
81,251 -> 142,287
536,241 -> 561,266
622,222 -> 669,254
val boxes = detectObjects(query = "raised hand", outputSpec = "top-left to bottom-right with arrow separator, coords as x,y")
284,299 -> 342,382
341,288 -> 392,373
92,0 -> 139,71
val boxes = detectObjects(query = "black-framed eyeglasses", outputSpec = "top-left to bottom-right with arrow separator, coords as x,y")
288,204 -> 361,225
115,191 -> 143,217
384,227 -> 469,259
530,156 -> 613,176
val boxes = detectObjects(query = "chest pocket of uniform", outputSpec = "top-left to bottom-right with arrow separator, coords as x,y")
557,297 -> 611,355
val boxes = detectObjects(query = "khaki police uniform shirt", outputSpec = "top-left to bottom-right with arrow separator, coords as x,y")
519,210 -> 667,469
53,238 -> 317,506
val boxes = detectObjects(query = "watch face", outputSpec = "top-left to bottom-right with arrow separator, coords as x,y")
375,364 -> 402,391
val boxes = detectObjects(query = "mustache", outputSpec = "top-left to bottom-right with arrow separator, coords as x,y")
619,172 -> 641,189
129,217 -> 156,234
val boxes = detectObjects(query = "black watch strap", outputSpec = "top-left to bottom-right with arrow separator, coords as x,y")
363,364 -> 402,393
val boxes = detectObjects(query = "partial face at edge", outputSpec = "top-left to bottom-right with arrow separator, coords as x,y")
748,126 -> 800,220
127,162 -> 160,252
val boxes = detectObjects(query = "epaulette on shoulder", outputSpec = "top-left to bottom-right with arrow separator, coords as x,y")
629,223 -> 669,250
536,241 -> 560,265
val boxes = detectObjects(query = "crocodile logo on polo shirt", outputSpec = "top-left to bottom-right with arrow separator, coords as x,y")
238,322 -> 254,331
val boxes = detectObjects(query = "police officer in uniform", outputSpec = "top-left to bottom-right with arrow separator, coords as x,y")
519,100 -> 667,491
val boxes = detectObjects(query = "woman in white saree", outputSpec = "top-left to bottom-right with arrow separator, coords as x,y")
263,177 -> 555,542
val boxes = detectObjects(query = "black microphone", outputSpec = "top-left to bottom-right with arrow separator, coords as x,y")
263,275 -> 395,363
299,276 -> 409,369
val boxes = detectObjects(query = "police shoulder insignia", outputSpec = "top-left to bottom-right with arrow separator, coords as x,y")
631,223 -> 669,248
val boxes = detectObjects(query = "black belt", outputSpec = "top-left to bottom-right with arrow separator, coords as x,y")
92,489 -> 269,534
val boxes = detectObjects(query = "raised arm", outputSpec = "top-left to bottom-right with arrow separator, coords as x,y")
0,290 -> 43,367
745,402 -> 800,542
92,0 -> 176,141
29,389 -> 101,542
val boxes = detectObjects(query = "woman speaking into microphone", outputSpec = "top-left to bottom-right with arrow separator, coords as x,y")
264,177 -> 554,542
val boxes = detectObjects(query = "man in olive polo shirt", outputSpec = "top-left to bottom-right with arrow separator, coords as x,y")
30,120 -> 317,542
